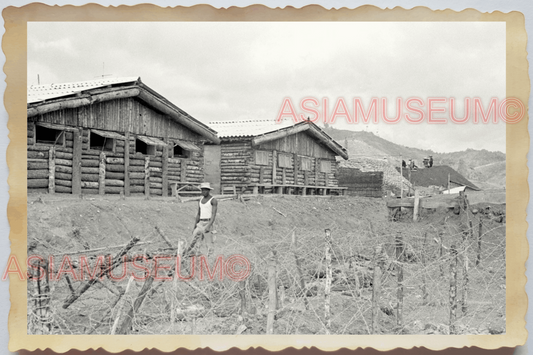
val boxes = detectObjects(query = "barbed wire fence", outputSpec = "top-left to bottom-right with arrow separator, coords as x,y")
27,204 -> 505,335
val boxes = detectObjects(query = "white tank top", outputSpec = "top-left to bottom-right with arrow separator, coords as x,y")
199,196 -> 214,219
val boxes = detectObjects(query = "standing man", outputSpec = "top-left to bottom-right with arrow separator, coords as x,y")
191,182 -> 218,256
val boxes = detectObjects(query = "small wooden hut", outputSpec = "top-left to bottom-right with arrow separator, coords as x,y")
205,120 -> 349,195
27,77 -> 220,196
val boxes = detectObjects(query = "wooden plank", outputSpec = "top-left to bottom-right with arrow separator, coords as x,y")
413,190 -> 420,222
99,152 -> 106,195
72,129 -> 82,195
144,156 -> 150,197
162,143 -> 168,197
28,161 -> 48,170
28,179 -> 49,188
48,147 -> 55,194
28,169 -> 49,179
105,179 -> 125,187
124,131 -> 130,196
180,159 -> 187,182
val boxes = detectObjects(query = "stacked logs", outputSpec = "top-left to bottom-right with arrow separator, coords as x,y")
128,155 -> 145,194
149,155 -> 163,196
54,150 -> 73,194
81,150 -> 101,195
220,143 -> 252,185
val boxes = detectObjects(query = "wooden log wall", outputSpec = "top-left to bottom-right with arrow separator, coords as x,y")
219,140 -> 342,193
28,124 -> 204,196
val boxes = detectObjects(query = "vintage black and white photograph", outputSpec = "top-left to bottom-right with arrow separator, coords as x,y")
26,21 -> 507,336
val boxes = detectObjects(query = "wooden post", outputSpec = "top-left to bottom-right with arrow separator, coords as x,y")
259,167 -> 264,184
449,244 -> 458,334
400,155 -> 403,198
180,159 -> 187,182
63,237 -> 140,309
33,260 -> 51,334
314,158 -> 319,188
48,147 -> 55,194
118,271 -> 155,334
293,153 -> 298,185
162,145 -> 169,197
282,168 -> 286,185
413,190 -> 420,222
421,231 -> 428,305
170,240 -> 183,331
266,251 -> 277,334
72,129 -> 82,194
395,232 -> 403,327
304,170 -> 309,186
124,132 -> 130,197
144,156 -> 150,198
98,152 -> 106,195
371,245 -> 383,333
272,150 -> 277,184
324,229 -> 332,334
447,173 -> 451,193
461,230 -> 469,316
291,231 -> 308,309
110,276 -> 134,334
476,219 -> 482,266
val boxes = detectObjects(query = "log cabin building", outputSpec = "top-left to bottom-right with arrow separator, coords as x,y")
205,119 -> 349,195
27,77 -> 220,196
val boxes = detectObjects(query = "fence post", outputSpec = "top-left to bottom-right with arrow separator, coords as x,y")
324,229 -> 332,334
476,219 -> 482,266
170,240 -> 183,331
371,245 -> 384,333
291,231 -> 309,309
421,231 -> 428,304
413,190 -> 420,222
449,244 -> 458,334
461,232 -> 469,316
266,251 -> 277,334
395,232 -> 404,327
33,259 -> 52,334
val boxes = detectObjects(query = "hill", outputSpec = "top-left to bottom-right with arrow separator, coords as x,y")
325,127 -> 506,189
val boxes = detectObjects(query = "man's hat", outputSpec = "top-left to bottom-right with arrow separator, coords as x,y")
199,182 -> 214,190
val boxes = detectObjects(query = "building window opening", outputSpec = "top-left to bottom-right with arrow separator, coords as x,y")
35,125 -> 64,145
135,138 -> 156,156
173,145 -> 190,158
90,131 -> 114,151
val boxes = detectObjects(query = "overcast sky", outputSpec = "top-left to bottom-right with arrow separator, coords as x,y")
28,22 -> 506,153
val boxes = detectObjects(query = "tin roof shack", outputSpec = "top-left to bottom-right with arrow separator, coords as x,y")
27,77 -> 219,196
206,120 -> 348,195
398,165 -> 481,193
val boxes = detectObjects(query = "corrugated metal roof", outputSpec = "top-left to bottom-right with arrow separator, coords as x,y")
27,77 -> 139,104
208,119 -> 296,138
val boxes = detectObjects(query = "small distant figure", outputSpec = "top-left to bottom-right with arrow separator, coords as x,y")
402,160 -> 407,168
423,157 -> 430,168
408,159 -> 414,170
429,155 -> 433,168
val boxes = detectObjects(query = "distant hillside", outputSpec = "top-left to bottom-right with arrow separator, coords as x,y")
325,126 -> 506,189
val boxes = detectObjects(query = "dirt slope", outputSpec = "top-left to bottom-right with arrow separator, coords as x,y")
27,194 -> 505,335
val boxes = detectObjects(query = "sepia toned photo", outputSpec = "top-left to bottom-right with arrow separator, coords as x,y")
3,4 -> 528,353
